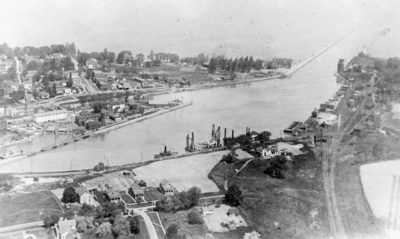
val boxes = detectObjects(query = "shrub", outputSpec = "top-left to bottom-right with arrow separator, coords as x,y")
43,214 -> 60,227
225,184 -> 243,206
188,210 -> 203,225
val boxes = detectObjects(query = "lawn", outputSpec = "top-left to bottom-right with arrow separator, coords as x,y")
120,192 -> 136,204
158,210 -> 208,237
0,190 -> 64,227
133,150 -> 229,193
144,188 -> 164,202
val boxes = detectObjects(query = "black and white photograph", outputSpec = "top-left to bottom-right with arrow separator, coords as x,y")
0,0 -> 399,238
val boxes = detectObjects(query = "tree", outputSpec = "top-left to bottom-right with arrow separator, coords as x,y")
101,201 -> 118,218
61,187 -> 80,203
166,223 -> 180,239
93,103 -> 103,113
79,203 -> 95,216
61,57 -> 75,71
43,214 -> 60,227
187,210 -> 203,224
129,216 -> 140,234
254,59 -> 263,70
185,186 -> 201,208
264,155 -> 288,179
208,58 -> 217,73
257,131 -> 271,143
63,210 -> 75,219
225,184 -> 243,206
112,215 -> 130,238
7,67 -> 17,80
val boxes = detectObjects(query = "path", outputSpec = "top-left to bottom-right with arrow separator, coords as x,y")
136,210 -> 158,239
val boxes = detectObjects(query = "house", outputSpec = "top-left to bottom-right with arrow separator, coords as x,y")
86,58 -> 98,70
258,145 -> 278,160
76,187 -> 98,207
106,190 -> 122,203
64,88 -> 73,95
160,181 -> 174,195
131,185 -> 144,199
54,218 -> 79,239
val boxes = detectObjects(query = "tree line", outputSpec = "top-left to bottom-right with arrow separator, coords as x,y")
0,42 -> 77,58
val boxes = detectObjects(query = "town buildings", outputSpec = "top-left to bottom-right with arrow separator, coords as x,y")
34,110 -> 69,124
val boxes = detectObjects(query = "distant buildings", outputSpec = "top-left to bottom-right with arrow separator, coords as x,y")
86,58 -> 98,70
34,110 -> 69,123
0,54 -> 14,74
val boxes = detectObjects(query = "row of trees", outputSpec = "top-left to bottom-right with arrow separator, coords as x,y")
77,48 -> 116,66
208,56 -> 264,73
0,42 -> 77,58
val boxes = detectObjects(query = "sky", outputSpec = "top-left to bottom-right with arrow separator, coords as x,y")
0,0 -> 399,59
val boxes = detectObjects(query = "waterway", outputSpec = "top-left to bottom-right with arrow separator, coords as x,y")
0,44 -> 359,173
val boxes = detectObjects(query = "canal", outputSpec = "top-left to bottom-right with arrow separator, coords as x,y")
0,43 -> 359,172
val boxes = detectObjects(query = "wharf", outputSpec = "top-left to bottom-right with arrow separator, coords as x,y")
0,102 -> 193,167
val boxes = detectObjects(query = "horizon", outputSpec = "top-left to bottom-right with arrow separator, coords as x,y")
1,0 -> 400,59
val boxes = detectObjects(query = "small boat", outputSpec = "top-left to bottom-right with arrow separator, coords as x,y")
154,146 -> 178,159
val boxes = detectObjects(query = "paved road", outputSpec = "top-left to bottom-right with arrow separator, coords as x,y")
0,221 -> 43,235
136,210 -> 158,239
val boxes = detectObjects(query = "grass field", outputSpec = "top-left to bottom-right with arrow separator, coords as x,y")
0,190 -> 64,228
209,146 -> 329,239
133,151 -> 229,192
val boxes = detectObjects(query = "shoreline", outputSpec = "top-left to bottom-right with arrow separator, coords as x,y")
2,147 -> 227,176
0,102 -> 193,167
0,74 -> 283,174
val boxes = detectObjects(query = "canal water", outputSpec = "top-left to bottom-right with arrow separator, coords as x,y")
0,43 -> 359,172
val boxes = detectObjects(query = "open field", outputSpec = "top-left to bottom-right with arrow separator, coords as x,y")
333,130 -> 400,238
209,146 -> 329,238
360,160 -> 400,238
133,150 -> 230,192
0,190 -> 63,228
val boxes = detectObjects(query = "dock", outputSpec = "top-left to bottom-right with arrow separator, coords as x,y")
0,102 -> 193,165
283,121 -> 303,134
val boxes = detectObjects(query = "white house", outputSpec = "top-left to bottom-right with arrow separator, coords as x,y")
76,187 -> 98,207
54,218 -> 79,239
